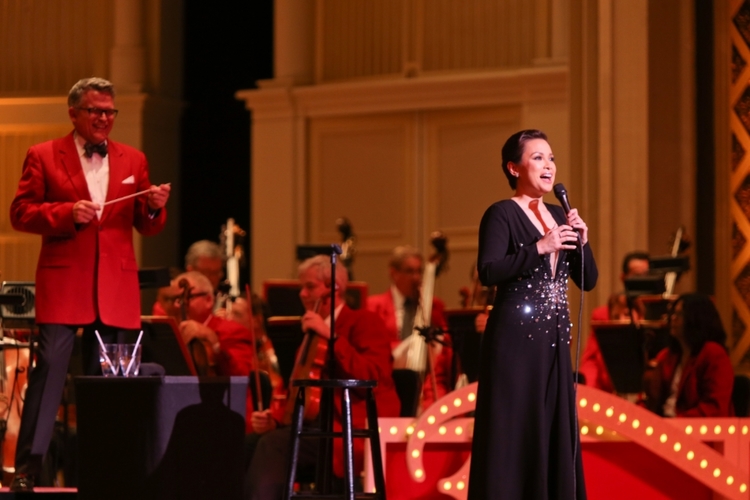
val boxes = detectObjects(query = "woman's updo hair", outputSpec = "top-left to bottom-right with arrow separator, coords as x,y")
501,129 -> 548,190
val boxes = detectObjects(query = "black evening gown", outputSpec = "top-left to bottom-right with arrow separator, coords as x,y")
468,199 -> 598,500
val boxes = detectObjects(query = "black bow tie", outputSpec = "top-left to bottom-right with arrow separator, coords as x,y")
83,142 -> 108,158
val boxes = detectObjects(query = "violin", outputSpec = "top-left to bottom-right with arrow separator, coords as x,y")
281,300 -> 328,425
178,279 -> 216,377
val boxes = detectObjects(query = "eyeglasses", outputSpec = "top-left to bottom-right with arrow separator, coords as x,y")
77,107 -> 119,118
166,291 -> 210,303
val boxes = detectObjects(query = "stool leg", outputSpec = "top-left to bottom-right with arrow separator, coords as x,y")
366,389 -> 386,499
341,387 -> 355,500
283,386 -> 307,499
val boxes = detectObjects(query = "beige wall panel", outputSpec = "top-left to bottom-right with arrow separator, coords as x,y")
423,106 -> 521,304
308,113 -> 416,297
0,126 -> 69,281
350,250 -> 392,298
0,0 -> 113,94
309,113 -> 415,242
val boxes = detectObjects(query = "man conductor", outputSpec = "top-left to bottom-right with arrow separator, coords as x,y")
8,77 -> 170,491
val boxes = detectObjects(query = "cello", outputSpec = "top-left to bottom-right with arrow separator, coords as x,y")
281,300 -> 328,426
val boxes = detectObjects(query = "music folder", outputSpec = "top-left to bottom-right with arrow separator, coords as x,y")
590,320 -> 645,394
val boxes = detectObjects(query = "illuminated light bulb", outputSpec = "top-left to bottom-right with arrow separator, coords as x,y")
417,430 -> 425,439
673,443 -> 681,452
632,419 -> 640,429
685,425 -> 693,435
406,426 -> 415,435
579,398 -> 588,408
427,415 -> 436,425
453,398 -> 462,407
714,425 -> 721,435
687,451 -> 694,460
596,426 -> 604,436
455,426 -> 464,436
619,413 -> 627,423
581,426 -> 589,435
415,469 -> 424,479
646,427 -> 654,436
443,481 -> 452,491
713,468 -> 721,478
440,405 -> 449,415
439,426 -> 447,435
468,393 -> 476,402
728,476 -> 734,486
593,403 -> 601,412
457,481 -> 466,490
659,434 -> 668,444
700,460 -> 708,469
740,484 -> 747,493
729,425 -> 736,434
411,450 -> 420,458
700,425 -> 708,435
389,426 -> 398,435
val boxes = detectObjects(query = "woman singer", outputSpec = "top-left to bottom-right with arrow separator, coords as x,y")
468,129 -> 598,500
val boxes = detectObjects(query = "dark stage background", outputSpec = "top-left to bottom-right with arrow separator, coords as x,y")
180,1 -> 273,287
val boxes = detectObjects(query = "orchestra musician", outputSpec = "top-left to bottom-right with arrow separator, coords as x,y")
152,240 -> 224,316
172,271 -> 257,429
366,245 -> 453,408
7,77 -> 170,492
244,255 -> 400,499
227,293 -> 286,418
580,251 -> 650,392
642,293 -> 734,417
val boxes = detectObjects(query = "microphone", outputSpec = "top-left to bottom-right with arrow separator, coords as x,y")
553,183 -> 573,214
553,183 -> 582,244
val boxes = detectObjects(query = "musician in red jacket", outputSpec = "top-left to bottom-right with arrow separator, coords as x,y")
643,294 -> 734,417
367,245 -> 453,409
245,255 -> 400,499
8,77 -> 170,492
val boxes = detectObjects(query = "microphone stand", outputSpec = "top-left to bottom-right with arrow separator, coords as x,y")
317,244 -> 342,494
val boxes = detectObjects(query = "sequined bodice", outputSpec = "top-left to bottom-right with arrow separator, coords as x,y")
494,258 -> 572,346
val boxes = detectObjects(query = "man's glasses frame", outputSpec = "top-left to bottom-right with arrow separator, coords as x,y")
77,107 -> 119,118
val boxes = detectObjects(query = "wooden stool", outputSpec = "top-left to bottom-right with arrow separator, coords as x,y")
284,379 -> 386,499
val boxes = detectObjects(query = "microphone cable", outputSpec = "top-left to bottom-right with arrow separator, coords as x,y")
571,236 -> 585,500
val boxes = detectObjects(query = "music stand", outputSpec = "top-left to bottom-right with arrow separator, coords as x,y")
590,320 -> 645,394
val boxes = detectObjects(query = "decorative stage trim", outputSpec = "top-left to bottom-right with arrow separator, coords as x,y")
368,384 -> 750,499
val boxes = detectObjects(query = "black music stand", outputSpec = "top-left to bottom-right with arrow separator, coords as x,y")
590,320 -> 645,394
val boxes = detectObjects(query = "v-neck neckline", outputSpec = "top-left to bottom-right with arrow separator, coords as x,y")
508,199 -> 563,279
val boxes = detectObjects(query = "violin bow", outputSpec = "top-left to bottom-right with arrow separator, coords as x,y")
246,284 -> 264,411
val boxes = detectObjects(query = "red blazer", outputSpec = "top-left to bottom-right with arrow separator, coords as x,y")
579,304 -> 616,392
10,132 -> 166,329
291,305 -> 400,478
649,341 -> 734,417
366,290 -> 453,407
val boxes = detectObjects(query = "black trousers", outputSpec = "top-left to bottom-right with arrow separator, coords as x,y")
14,322 -> 126,476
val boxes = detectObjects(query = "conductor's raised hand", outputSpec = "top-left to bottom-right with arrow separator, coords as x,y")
147,183 -> 171,211
565,208 -> 589,245
72,200 -> 100,224
536,224 -> 578,255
